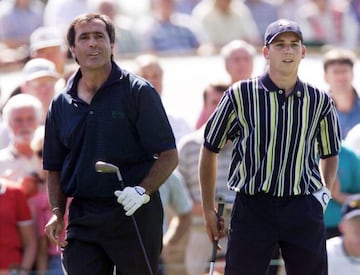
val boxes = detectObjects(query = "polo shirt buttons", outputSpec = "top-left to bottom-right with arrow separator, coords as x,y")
279,90 -> 283,94
89,111 -> 94,115
296,91 -> 301,97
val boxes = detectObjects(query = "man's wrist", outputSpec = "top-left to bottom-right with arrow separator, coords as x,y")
51,207 -> 64,217
134,186 -> 147,196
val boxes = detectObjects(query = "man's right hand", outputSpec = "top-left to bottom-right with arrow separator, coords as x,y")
204,208 -> 226,247
44,214 -> 67,248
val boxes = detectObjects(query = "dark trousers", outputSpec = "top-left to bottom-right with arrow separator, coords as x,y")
62,194 -> 163,275
225,193 -> 327,275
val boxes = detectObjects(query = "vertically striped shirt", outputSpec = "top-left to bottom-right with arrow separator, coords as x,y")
204,73 -> 341,197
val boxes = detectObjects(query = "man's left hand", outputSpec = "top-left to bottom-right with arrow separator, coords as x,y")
114,186 -> 150,216
312,186 -> 331,212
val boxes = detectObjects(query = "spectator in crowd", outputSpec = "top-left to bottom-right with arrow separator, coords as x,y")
30,125 -> 66,275
0,0 -> 44,66
324,144 -> 360,238
90,0 -> 142,57
277,0 -> 303,21
174,0 -> 202,14
220,39 -> 257,85
0,93 -> 42,186
350,0 -> 360,38
0,0 -> 44,49
21,58 -> 60,123
195,82 -> 228,130
134,53 -> 193,275
296,0 -> 359,49
134,54 -> 192,143
29,26 -> 68,90
323,48 -> 360,138
0,178 -> 37,274
178,81 -> 232,275
244,0 -> 279,37
0,58 -> 59,149
191,0 -> 261,50
137,0 -> 202,55
327,194 -> 360,275
159,171 -> 193,275
43,0 -> 92,36
195,39 -> 256,130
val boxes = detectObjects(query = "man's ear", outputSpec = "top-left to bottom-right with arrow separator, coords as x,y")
262,46 -> 269,59
338,219 -> 345,235
69,46 -> 76,59
301,45 -> 306,59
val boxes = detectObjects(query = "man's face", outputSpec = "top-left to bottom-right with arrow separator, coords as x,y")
8,107 -> 39,145
203,87 -> 224,118
70,19 -> 113,69
226,48 -> 253,83
138,64 -> 163,96
324,63 -> 353,91
23,76 -> 57,111
263,32 -> 305,76
340,216 -> 360,245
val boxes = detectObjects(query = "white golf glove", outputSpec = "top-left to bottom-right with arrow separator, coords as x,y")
114,186 -> 150,216
312,186 -> 331,212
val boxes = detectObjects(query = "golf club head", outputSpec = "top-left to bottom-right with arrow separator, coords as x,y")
95,161 -> 123,182
95,161 -> 118,173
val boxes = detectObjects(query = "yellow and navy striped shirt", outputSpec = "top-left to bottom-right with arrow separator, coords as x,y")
204,73 -> 341,197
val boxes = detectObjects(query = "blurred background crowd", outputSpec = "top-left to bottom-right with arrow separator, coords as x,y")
1,0 -> 360,275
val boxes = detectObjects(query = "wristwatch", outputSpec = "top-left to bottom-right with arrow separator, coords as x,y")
134,186 -> 147,196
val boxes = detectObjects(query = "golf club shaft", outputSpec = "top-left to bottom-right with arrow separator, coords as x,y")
115,175 -> 154,275
95,161 -> 154,275
130,215 -> 154,275
209,202 -> 225,275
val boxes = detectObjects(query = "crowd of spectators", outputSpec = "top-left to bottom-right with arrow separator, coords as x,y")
1,0 -> 360,69
1,0 -> 360,274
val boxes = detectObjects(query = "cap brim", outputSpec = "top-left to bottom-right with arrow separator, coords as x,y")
31,40 -> 64,52
25,71 -> 59,81
267,32 -> 302,45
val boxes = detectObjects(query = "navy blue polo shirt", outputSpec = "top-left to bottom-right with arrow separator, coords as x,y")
43,62 -> 176,199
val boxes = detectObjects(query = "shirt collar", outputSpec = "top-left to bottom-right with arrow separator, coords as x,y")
67,61 -> 124,97
259,72 -> 304,98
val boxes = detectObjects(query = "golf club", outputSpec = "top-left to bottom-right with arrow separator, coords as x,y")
95,161 -> 154,275
209,201 -> 225,275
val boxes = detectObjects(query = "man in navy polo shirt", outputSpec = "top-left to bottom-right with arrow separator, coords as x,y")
43,13 -> 178,275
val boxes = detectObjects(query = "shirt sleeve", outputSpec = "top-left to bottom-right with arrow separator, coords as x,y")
317,100 -> 341,158
203,90 -> 237,153
167,171 -> 193,215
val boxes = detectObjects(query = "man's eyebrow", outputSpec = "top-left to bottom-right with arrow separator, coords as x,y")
79,31 -> 105,36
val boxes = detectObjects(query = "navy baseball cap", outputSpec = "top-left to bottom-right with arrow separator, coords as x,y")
342,194 -> 360,220
264,19 -> 303,46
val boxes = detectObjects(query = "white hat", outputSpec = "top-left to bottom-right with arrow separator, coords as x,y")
30,26 -> 65,52
23,58 -> 59,81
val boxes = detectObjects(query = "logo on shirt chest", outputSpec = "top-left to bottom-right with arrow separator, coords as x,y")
112,111 -> 125,119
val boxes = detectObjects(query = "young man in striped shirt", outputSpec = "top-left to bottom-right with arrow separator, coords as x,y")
199,19 -> 341,275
